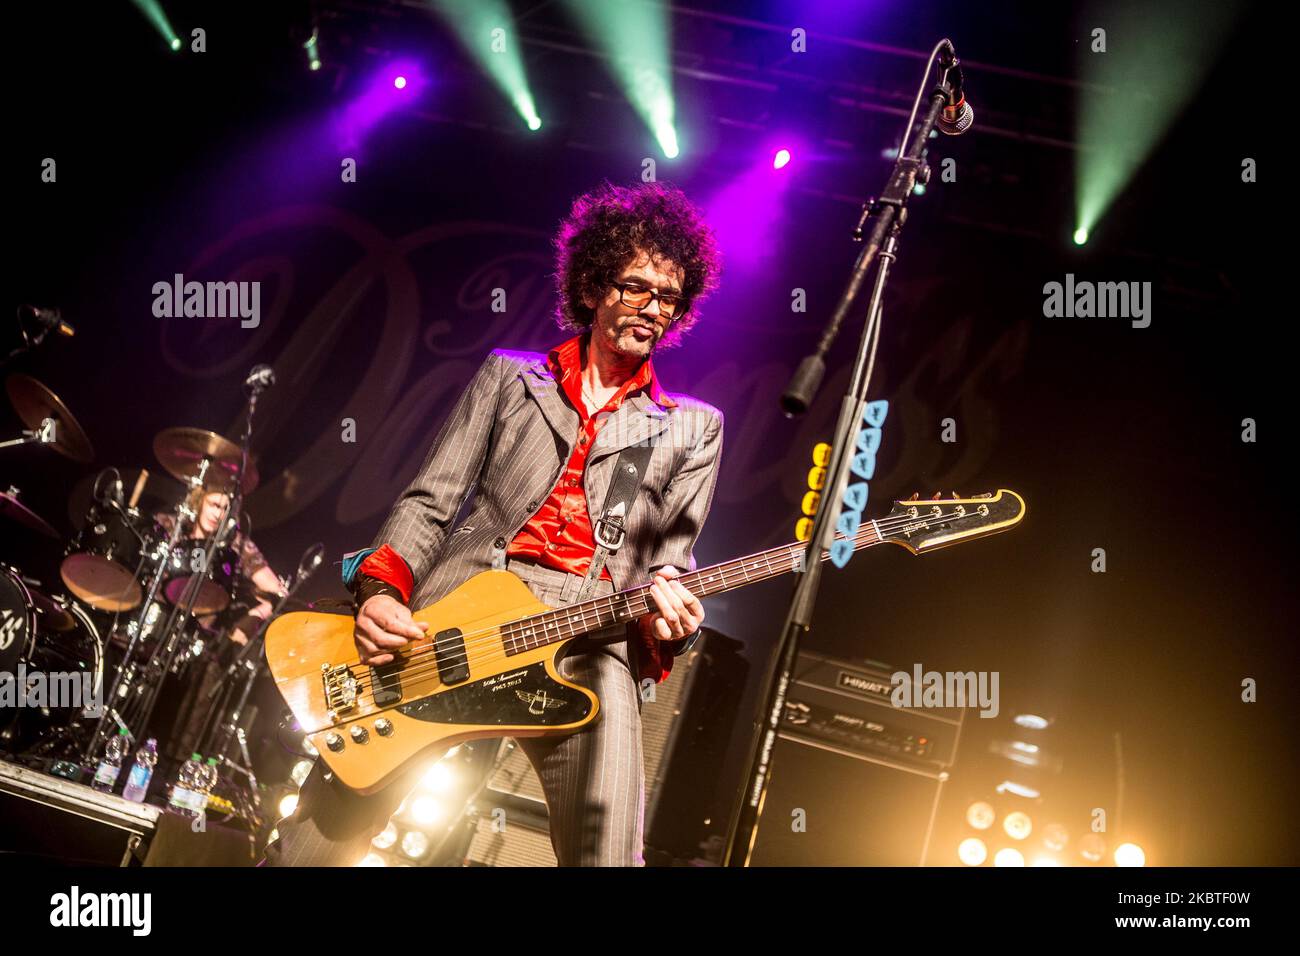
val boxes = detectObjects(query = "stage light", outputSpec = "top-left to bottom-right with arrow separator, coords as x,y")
1013,713 -> 1050,730
356,853 -> 386,867
966,801 -> 995,830
1076,1 -> 1243,251
401,830 -> 431,860
1073,227 -> 1088,246
394,75 -> 408,89
1114,842 -> 1146,867
130,0 -> 182,52
563,0 -> 678,158
278,793 -> 299,818
993,847 -> 1025,867
1003,811 -> 1033,840
422,760 -> 456,794
1031,855 -> 1062,867
428,1 -> 543,133
773,148 -> 792,170
290,759 -> 314,787
994,779 -> 1040,799
302,28 -> 321,72
912,183 -> 926,196
410,795 -> 442,825
1043,823 -> 1069,852
1079,833 -> 1106,863
958,838 -> 988,866
372,823 -> 398,850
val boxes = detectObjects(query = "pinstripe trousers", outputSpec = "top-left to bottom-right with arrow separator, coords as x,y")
262,556 -> 646,867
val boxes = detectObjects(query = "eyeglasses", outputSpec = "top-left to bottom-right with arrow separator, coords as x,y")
610,280 -> 688,321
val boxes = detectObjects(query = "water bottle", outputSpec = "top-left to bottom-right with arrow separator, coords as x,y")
167,753 -> 204,817
91,728 -> 130,792
121,738 -> 158,803
196,756 -> 221,813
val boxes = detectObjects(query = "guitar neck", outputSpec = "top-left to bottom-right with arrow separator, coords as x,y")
501,523 -> 884,657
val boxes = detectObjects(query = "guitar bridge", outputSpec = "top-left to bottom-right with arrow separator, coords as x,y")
322,663 -> 359,719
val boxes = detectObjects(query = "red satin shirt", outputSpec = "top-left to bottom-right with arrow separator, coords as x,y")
507,333 -> 676,577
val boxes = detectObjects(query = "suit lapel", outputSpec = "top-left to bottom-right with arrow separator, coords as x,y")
519,359 -> 579,454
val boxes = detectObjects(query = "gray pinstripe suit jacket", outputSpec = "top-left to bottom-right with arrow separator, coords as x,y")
374,345 -> 724,625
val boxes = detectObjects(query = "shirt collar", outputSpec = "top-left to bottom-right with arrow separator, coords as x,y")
546,332 -> 677,409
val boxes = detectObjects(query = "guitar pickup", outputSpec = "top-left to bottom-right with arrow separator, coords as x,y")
433,627 -> 470,685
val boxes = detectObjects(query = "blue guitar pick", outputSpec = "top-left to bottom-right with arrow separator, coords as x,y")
850,450 -> 877,480
842,482 -> 868,512
856,427 -> 882,454
837,509 -> 861,538
830,538 -> 854,568
863,400 -> 889,428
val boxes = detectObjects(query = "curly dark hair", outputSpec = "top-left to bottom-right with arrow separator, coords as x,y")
553,180 -> 721,348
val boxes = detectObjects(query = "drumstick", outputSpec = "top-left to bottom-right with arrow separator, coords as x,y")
129,469 -> 149,509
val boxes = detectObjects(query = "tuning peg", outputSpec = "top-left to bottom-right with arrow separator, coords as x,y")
931,492 -> 943,500
907,492 -> 920,501
972,492 -> 992,499
950,491 -> 960,499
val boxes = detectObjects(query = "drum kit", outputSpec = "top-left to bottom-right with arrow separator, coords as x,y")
1,368 -> 323,824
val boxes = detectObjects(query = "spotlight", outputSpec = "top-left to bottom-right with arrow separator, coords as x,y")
394,75 -> 408,90
965,801 -> 995,830
303,27 -> 322,72
1003,811 -> 1033,841
170,37 -> 182,52
1073,227 -> 1088,246
1114,842 -> 1146,867
1013,714 -> 1050,730
527,115 -> 542,131
356,853 -> 386,867
372,823 -> 398,850
422,761 -> 456,794
410,795 -> 442,826
1043,823 -> 1069,852
994,780 -> 1041,800
773,148 -> 791,170
993,847 -> 1025,867
958,838 -> 988,866
1031,855 -> 1062,867
290,759 -> 314,787
401,830 -> 431,860
278,793 -> 299,818
1079,833 -> 1106,863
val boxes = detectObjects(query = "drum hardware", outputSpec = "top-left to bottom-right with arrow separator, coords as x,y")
195,542 -> 325,826
3,374 -> 95,462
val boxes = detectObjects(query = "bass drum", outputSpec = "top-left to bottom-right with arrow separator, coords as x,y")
0,566 -> 105,755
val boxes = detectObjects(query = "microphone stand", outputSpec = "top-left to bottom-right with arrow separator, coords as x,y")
722,41 -> 963,866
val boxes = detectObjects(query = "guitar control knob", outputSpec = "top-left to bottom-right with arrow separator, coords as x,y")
325,733 -> 345,753
350,725 -> 370,744
375,718 -> 393,737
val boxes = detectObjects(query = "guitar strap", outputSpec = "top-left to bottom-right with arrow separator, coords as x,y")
575,442 -> 655,603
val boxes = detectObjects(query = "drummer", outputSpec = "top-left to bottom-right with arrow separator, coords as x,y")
154,487 -> 286,645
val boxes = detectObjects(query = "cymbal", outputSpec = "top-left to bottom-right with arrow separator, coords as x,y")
5,374 -> 95,463
153,427 -> 259,494
0,488 -> 59,538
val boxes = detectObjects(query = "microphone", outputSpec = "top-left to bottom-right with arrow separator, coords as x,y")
17,304 -> 75,338
244,364 -> 276,392
936,41 -> 975,136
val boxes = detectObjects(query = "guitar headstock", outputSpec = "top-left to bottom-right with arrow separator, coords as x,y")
877,489 -> 1026,554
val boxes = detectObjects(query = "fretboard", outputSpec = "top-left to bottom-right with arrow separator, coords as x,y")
501,521 -> 884,656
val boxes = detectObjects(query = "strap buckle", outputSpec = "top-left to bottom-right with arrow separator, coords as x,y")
593,514 -> 626,551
